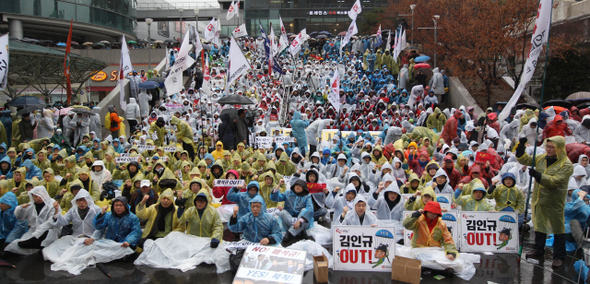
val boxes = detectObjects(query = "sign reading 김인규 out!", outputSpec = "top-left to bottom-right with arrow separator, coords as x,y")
232,246 -> 307,284
459,212 -> 518,253
333,226 -> 396,272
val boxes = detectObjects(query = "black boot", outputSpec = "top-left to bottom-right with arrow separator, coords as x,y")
301,230 -> 315,242
281,232 -> 296,247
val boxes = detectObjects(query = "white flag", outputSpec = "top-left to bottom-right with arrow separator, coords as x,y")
164,30 -> 196,95
278,16 -> 289,53
232,24 -> 248,38
204,18 -> 217,40
349,0 -> 362,20
289,28 -> 307,57
226,0 -> 238,20
340,20 -> 358,56
385,31 -> 391,51
119,35 -> 133,111
225,37 -> 251,95
400,29 -> 407,51
328,70 -> 340,111
189,25 -> 203,56
270,25 -> 278,57
499,0 -> 552,122
0,33 -> 8,91
213,19 -> 222,47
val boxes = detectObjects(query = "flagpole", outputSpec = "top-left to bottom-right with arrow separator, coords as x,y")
518,0 -> 553,261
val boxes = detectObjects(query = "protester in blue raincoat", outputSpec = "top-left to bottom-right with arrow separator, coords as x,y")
21,159 -> 42,180
564,189 -> 590,245
15,148 -> 35,167
271,179 -> 314,247
0,156 -> 13,179
93,196 -> 142,248
228,195 -> 282,245
290,111 -> 309,156
227,181 -> 260,219
0,142 -> 7,161
0,192 -> 18,241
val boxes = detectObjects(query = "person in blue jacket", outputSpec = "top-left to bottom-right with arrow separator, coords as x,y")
565,189 -> 590,251
0,142 -> 7,161
290,111 -> 309,156
271,179 -> 314,247
228,195 -> 282,245
0,192 -> 18,245
93,196 -> 142,249
0,156 -> 13,180
21,159 -> 42,180
227,181 -> 260,219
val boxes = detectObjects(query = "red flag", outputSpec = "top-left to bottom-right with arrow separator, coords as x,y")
64,19 -> 73,105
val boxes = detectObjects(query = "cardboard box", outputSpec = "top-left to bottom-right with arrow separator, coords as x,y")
313,254 -> 329,283
391,256 -> 421,284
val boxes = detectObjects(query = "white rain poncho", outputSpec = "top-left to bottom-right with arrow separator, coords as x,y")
334,195 -> 378,226
326,184 -> 357,221
53,189 -> 102,237
368,183 -> 403,221
425,168 -> 454,194
5,186 -> 61,255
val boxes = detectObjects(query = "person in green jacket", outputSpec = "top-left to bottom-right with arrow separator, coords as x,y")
452,179 -> 490,211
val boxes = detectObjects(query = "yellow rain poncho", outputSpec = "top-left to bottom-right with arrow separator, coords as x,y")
452,179 -> 490,211
136,189 -> 179,238
404,186 -> 436,211
175,188 -> 223,240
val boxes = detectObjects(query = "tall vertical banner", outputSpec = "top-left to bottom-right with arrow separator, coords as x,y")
333,226 -> 396,271
348,0 -> 362,21
278,16 -> 289,54
259,21 -> 272,76
459,212 -> 519,253
226,0 -> 239,20
498,0 -> 552,122
328,70 -> 340,111
289,28 -> 307,57
225,36 -> 251,95
0,33 -> 8,91
385,31 -> 391,51
340,20 -> 358,56
64,19 -> 73,105
189,24 -> 203,56
374,25 -> 382,48
204,18 -> 218,41
119,35 -> 133,111
270,26 -> 278,57
164,30 -> 195,95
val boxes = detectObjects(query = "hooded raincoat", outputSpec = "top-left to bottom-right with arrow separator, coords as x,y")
228,195 -> 283,244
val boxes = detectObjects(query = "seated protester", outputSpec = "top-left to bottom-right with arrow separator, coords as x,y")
453,179 -> 490,211
112,161 -> 141,182
228,195 -> 283,245
349,172 -> 372,195
290,147 -> 305,169
569,165 -> 587,190
401,173 -> 423,194
370,161 -> 393,186
205,160 -> 225,189
305,152 -> 325,173
301,168 -> 330,221
121,172 -> 145,202
52,189 -> 102,240
420,161 -> 440,186
212,170 -> 240,205
7,167 -> 28,200
129,180 -> 159,215
149,161 -> 181,194
0,156 -> 13,180
425,168 -> 454,194
227,181 -> 260,219
358,152 -> 376,181
565,190 -> 590,248
175,188 -> 223,248
457,166 -> 489,198
258,170 -> 283,208
408,150 -> 430,178
5,186 -> 62,254
239,162 -> 255,185
76,167 -> 100,201
40,168 -> 60,198
276,152 -> 297,177
486,172 -> 525,215
136,189 -> 179,248
368,182 -> 403,223
405,186 -> 436,211
391,157 -> 407,183
93,196 -> 142,249
271,180 -> 314,247
403,201 -> 458,261
56,180 -> 84,213
176,178 -> 207,212
335,196 -> 378,226
326,184 -> 357,221
90,160 -> 112,192
324,154 -> 349,181
574,154 -> 590,178
0,192 -> 18,245
371,146 -> 388,167
16,180 -> 37,205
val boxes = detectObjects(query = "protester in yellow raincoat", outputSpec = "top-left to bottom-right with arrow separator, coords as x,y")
135,189 -> 179,248
175,188 -> 223,248
405,186 -> 436,211
452,179 -> 490,211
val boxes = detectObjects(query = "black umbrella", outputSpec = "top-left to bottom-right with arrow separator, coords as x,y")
577,101 -> 590,109
138,81 -> 160,89
0,259 -> 16,268
542,99 -> 572,109
515,102 -> 538,110
17,105 -> 44,116
217,94 -> 255,105
71,106 -> 94,115
315,34 -> 328,39
8,96 -> 46,107
96,263 -> 111,278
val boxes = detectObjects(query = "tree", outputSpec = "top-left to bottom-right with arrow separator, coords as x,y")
545,44 -> 590,100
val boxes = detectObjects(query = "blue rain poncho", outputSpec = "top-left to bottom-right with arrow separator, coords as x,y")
0,192 -> 17,239
228,195 -> 282,244
93,196 -> 142,246
227,181 -> 260,219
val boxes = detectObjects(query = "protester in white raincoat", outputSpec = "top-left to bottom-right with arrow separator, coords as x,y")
334,195 -> 378,226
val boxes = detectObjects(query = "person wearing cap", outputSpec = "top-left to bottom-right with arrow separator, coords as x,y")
135,189 -> 179,248
129,180 -> 159,215
175,188 -> 223,248
403,201 -> 457,260
93,195 -> 142,250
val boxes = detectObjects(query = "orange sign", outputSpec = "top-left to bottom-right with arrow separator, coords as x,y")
91,71 -> 108,81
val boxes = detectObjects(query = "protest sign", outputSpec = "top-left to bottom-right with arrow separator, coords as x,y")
307,183 -> 327,194
402,210 -> 460,250
118,153 -> 131,158
475,152 -> 495,164
256,137 -> 273,149
115,157 -> 140,164
137,145 -> 156,151
164,146 -> 177,153
333,226 -> 396,271
436,194 -> 452,211
233,246 -> 307,284
274,136 -> 295,145
213,179 -> 245,187
459,212 -> 518,253
321,130 -> 381,144
225,240 -> 261,250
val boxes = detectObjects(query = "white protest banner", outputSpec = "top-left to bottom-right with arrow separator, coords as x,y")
225,240 -> 260,250
255,137 -> 273,149
226,0 -> 238,20
340,20 -> 358,56
225,36 -> 251,95
116,157 -> 140,164
402,210 -> 460,250
436,194 -> 452,211
266,207 -> 281,215
289,28 -> 307,57
333,226 -> 396,271
328,69 -> 340,111
163,146 -> 177,153
165,29 -> 195,95
119,153 -> 131,158
119,35 -> 132,111
213,179 -> 245,187
161,156 -> 169,162
278,16 -> 289,54
137,145 -> 156,151
0,34 -> 8,91
274,136 -> 295,144
459,212 -> 518,253
348,0 -> 362,20
233,246 -> 307,284
321,130 -> 381,144
232,24 -> 248,38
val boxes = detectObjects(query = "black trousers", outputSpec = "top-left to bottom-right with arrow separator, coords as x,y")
18,231 -> 49,249
128,119 -> 138,134
534,231 -> 566,260
309,145 -> 317,156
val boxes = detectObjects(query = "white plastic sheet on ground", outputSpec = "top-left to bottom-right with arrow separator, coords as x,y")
306,223 -> 332,245
42,236 -> 135,275
133,231 -> 231,273
395,245 -> 480,281
285,240 -> 333,271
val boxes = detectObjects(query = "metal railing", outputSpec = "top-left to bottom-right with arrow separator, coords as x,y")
136,2 -> 219,10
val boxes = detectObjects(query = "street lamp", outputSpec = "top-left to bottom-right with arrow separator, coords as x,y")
410,4 -> 416,46
179,8 -> 184,42
432,15 -> 440,68
146,17 -> 153,70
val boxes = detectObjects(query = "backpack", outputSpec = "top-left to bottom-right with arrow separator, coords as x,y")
104,113 -> 111,130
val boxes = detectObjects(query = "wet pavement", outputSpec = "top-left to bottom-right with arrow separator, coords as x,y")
0,230 -> 583,283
